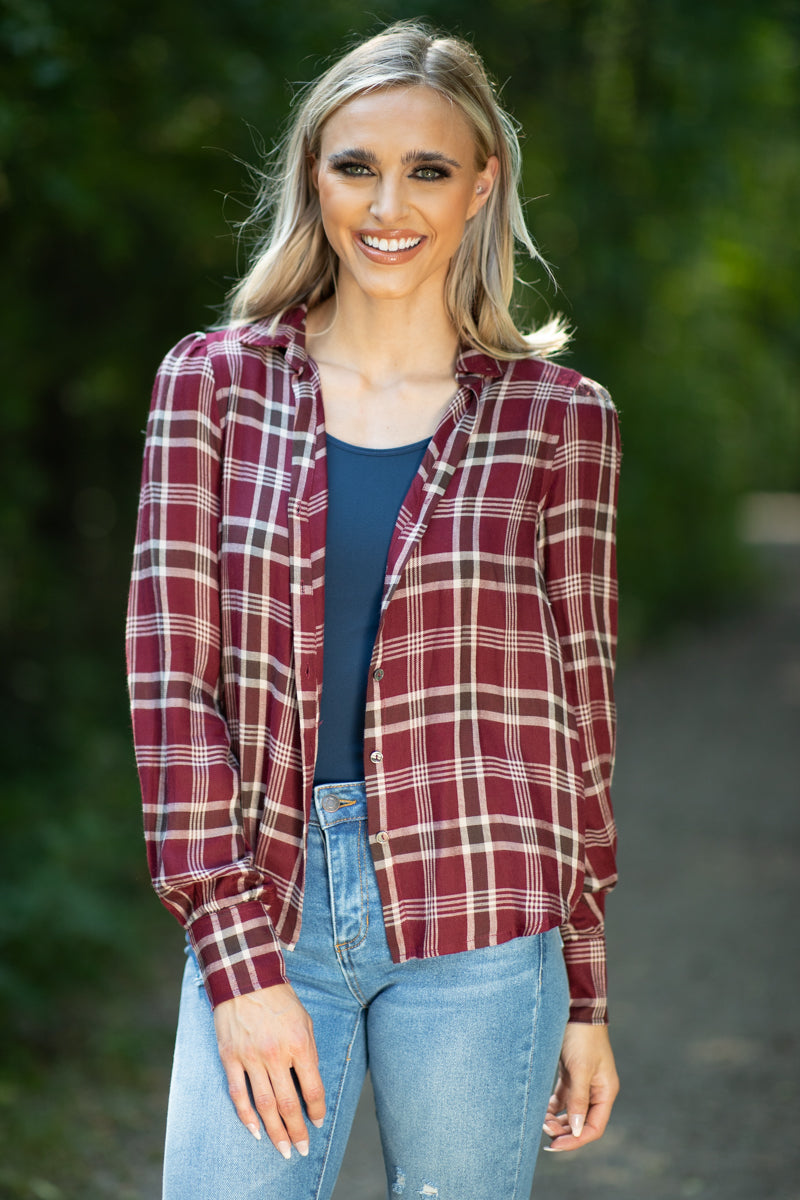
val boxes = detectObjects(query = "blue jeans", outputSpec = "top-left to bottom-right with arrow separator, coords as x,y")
163,782 -> 569,1199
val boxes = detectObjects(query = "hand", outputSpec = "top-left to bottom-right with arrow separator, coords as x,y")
213,983 -> 326,1159
542,1022 -> 619,1152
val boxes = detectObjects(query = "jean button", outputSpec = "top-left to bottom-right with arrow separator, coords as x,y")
369,750 -> 383,764
322,795 -> 340,812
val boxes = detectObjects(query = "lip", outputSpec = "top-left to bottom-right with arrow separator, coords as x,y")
353,230 -> 427,265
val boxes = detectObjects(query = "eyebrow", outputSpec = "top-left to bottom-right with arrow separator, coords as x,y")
327,147 -> 463,169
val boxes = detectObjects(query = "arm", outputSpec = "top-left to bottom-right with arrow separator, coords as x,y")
540,378 -> 620,1026
539,380 -> 621,1150
125,332 -> 284,1002
125,334 -> 325,1150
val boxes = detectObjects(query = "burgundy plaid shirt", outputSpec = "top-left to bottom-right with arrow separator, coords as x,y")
126,306 -> 620,1023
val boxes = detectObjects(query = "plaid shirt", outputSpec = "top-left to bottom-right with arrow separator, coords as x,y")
126,306 -> 620,1024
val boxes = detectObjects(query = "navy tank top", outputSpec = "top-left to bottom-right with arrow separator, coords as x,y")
313,432 -> 429,784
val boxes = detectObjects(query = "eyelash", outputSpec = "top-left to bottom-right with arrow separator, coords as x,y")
332,161 -> 451,181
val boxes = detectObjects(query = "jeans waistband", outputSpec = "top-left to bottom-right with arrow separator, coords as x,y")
310,780 -> 367,828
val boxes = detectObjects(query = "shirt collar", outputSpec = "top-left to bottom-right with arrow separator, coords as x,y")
236,305 -> 309,375
235,305 -> 507,394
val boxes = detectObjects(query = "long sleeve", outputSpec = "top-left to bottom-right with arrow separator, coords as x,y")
125,333 -> 288,1007
540,378 -> 620,1024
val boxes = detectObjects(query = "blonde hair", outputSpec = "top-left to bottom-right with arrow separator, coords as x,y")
228,20 -> 569,359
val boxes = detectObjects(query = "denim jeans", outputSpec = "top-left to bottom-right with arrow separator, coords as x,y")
163,781 -> 569,1200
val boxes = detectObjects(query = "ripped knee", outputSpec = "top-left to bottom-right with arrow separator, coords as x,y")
391,1166 -> 438,1198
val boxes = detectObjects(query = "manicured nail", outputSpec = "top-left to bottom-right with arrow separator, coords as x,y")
246,1123 -> 261,1141
277,1140 -> 292,1160
311,1117 -> 325,1129
569,1114 -> 585,1137
296,1139 -> 309,1157
542,1145 -> 562,1152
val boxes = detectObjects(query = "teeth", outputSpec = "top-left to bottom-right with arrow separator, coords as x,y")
362,234 -> 422,251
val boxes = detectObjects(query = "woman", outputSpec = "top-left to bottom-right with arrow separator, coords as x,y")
127,20 -> 620,1199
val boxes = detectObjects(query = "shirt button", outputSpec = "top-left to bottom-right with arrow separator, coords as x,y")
376,831 -> 389,845
369,750 -> 383,764
372,668 -> 384,681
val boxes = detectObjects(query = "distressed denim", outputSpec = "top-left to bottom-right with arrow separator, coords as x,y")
163,782 -> 569,1200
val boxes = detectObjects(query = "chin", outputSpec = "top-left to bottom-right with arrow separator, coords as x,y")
348,267 -> 439,304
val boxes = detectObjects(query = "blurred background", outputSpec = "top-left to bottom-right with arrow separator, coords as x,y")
1,1 -> 798,1197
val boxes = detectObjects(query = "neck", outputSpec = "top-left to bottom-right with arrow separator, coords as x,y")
306,280 -> 460,388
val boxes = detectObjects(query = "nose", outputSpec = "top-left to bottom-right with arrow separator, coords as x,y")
368,174 -> 409,225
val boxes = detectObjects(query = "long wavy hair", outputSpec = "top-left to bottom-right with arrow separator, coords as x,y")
228,20 -> 569,359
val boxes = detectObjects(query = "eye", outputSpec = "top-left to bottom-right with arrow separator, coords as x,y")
412,166 -> 450,181
332,161 -> 374,177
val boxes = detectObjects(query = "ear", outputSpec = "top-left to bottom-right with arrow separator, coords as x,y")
467,155 -> 500,219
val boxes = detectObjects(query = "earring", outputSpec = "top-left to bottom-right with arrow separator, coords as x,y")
476,185 -> 484,194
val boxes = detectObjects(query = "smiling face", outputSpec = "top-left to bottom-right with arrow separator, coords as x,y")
311,86 -> 498,306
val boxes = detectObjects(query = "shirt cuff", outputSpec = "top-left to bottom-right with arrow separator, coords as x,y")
186,900 -> 289,1009
560,926 -> 609,1025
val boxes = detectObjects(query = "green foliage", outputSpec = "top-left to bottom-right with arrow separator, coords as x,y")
438,0 -> 800,637
1,0 -> 797,1046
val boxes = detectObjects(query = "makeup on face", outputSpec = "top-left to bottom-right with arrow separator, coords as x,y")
312,87 -> 497,303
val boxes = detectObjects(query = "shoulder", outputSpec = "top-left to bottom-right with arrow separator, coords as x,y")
149,332 -> 214,420
499,355 -> 582,393
154,329 -> 210,376
571,375 -> 615,416
163,307 -> 306,379
549,370 -> 619,461
500,356 -> 613,410
150,314 -> 306,436
153,318 -> 299,403
486,359 -> 618,471
487,356 -> 614,438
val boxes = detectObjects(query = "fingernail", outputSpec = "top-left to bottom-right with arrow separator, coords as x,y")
246,1123 -> 261,1141
569,1114 -> 585,1137
311,1117 -> 325,1129
543,1145 -> 562,1152
296,1138 -> 309,1157
277,1140 -> 292,1160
